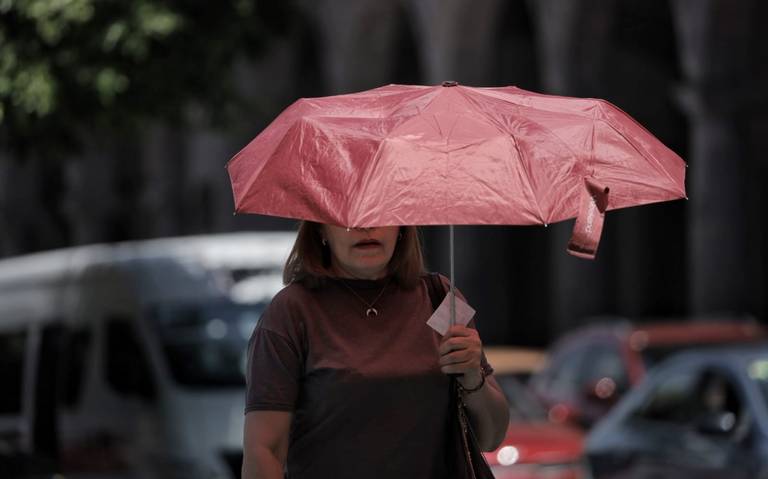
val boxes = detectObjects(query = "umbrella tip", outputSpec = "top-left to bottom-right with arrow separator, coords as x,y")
544,223 -> 549,228
441,80 -> 458,87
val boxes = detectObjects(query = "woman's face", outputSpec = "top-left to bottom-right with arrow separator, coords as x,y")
321,225 -> 400,279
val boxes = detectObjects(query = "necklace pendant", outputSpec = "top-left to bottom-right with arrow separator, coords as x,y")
366,307 -> 378,317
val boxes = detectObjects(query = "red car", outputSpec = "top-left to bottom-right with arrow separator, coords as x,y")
483,348 -> 587,479
529,319 -> 767,428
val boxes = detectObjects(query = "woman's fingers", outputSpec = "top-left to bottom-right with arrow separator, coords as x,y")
438,349 -> 476,366
438,325 -> 480,354
438,325 -> 483,375
444,325 -> 474,338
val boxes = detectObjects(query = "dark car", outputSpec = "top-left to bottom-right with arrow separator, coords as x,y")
586,345 -> 768,479
482,347 -> 587,479
529,319 -> 766,427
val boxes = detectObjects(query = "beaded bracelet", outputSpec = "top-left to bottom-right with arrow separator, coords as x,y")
457,367 -> 487,394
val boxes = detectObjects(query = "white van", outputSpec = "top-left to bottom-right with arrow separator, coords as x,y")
0,232 -> 295,479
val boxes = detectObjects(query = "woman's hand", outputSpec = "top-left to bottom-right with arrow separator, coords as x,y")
438,324 -> 510,451
438,325 -> 485,390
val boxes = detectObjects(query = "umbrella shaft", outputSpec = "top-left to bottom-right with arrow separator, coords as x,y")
450,225 -> 455,327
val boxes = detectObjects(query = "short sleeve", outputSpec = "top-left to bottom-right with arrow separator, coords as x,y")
244,326 -> 303,413
244,287 -> 307,413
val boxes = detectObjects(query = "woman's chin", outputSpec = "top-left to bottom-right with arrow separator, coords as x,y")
340,263 -> 388,279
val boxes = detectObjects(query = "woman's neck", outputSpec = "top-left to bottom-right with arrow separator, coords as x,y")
331,264 -> 388,280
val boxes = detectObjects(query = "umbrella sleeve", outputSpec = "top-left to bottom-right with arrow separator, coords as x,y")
566,178 -> 610,260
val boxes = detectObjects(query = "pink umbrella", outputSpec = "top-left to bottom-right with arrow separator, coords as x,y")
228,82 -> 685,257
227,82 -> 687,318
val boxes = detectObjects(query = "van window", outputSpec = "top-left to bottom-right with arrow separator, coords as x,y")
0,330 -> 26,414
104,316 -> 157,401
61,328 -> 92,408
150,300 -> 263,388
35,324 -> 64,455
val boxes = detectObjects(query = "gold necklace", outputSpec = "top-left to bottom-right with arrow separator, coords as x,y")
339,278 -> 391,317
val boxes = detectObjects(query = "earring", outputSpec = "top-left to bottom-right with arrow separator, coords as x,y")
321,238 -> 327,246
398,232 -> 403,240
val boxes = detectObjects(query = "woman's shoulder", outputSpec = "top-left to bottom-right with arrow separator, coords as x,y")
258,282 -> 316,335
421,271 -> 468,302
268,281 -> 315,308
420,271 -> 450,289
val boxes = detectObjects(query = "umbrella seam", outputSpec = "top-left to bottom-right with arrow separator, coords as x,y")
595,100 -> 684,195
456,88 -> 554,224
471,87 -> 596,120
597,118 -> 683,195
466,89 -> 686,218
229,99 -> 311,213
459,89 -> 588,171
507,135 -> 549,224
348,86 -> 463,226
466,92 -> 683,205
461,92 -> 591,223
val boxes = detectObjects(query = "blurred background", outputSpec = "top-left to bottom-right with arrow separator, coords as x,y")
1,1 -> 767,478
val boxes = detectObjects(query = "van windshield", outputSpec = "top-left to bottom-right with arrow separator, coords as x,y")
149,301 -> 264,388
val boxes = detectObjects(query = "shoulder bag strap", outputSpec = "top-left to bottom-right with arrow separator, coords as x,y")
425,272 -> 446,311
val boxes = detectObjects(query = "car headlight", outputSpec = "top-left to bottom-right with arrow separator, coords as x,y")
496,445 -> 520,465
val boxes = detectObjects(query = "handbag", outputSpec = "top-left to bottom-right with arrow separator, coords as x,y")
424,273 -> 495,479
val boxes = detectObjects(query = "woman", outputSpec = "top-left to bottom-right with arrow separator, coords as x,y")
242,222 -> 509,478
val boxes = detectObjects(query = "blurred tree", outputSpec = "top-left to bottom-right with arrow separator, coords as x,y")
0,0 -> 296,156
0,0 -> 298,254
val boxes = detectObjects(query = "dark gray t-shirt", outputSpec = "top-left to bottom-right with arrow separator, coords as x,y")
245,275 -> 489,479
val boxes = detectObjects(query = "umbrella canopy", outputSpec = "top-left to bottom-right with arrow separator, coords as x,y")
227,82 -> 686,258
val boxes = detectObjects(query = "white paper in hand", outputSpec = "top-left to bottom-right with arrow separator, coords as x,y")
426,293 -> 476,336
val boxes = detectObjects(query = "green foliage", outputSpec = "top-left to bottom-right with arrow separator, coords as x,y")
0,0 -> 295,155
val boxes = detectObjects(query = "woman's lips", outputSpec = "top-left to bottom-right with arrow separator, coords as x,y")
353,240 -> 381,249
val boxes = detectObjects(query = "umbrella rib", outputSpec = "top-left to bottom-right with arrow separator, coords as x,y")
596,104 -> 683,195
458,88 -> 587,164
430,90 -> 682,199
507,134 -> 548,224
346,129 -> 395,226
472,92 -> 683,223
229,98 -> 315,213
463,92 -> 591,224
456,88 -> 552,224
347,91 -> 454,225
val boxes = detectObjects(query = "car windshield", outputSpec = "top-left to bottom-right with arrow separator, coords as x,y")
495,374 -> 548,421
149,300 -> 265,388
640,346 -> 686,369
641,343 -> 757,370
748,357 -> 768,405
